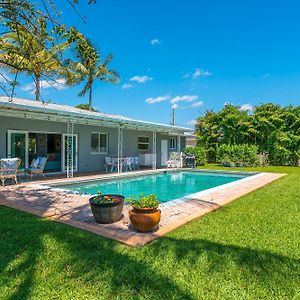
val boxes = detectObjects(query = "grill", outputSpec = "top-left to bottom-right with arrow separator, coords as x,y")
183,153 -> 196,168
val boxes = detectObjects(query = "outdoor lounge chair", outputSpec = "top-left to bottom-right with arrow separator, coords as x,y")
25,156 -> 47,178
166,152 -> 181,168
0,158 -> 21,186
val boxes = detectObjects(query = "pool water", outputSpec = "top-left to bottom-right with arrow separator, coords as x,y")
53,171 -> 249,203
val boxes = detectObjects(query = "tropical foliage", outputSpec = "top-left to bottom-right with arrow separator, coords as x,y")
75,103 -> 97,111
183,146 -> 207,166
0,1 -> 118,104
216,144 -> 258,167
0,18 -> 69,100
64,30 -> 120,111
195,103 -> 300,166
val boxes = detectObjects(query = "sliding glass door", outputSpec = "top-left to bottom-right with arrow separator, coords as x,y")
7,130 -> 29,169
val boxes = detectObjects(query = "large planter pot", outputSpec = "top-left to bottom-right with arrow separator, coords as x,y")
129,206 -> 161,232
89,194 -> 124,224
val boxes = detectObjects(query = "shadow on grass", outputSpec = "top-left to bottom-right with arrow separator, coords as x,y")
0,206 -> 299,299
0,206 -> 195,299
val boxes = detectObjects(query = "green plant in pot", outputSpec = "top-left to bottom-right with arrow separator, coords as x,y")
127,194 -> 161,232
89,192 -> 124,224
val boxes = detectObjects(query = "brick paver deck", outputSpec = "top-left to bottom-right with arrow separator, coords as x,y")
0,170 -> 285,246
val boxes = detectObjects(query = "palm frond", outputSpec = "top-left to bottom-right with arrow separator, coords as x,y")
77,81 -> 90,97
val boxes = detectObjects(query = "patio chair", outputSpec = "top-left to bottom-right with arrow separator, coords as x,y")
25,156 -> 48,178
123,157 -> 133,171
104,157 -> 116,172
166,152 -> 181,168
0,158 -> 21,186
133,156 -> 139,170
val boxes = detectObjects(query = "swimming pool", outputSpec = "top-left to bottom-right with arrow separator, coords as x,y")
51,170 -> 251,203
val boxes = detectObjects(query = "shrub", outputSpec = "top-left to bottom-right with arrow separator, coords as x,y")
257,151 -> 269,166
127,194 -> 160,208
216,144 -> 258,167
184,146 -> 207,166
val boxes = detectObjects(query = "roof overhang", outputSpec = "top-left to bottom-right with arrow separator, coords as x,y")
0,101 -> 192,135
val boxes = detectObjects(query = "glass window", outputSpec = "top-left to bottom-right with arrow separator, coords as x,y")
138,136 -> 149,150
91,133 -> 108,153
170,138 -> 176,149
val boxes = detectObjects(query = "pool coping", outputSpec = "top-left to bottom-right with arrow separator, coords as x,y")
0,169 -> 286,246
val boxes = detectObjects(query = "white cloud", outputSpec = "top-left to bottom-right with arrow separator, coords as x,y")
239,103 -> 254,111
150,38 -> 161,46
170,95 -> 198,104
122,83 -> 133,89
187,119 -> 196,126
130,75 -> 153,84
183,68 -> 212,79
21,78 -> 67,94
172,103 -> 179,109
190,101 -> 203,108
193,69 -> 212,79
145,95 -> 170,104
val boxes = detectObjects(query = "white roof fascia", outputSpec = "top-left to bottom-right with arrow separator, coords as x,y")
0,101 -> 191,134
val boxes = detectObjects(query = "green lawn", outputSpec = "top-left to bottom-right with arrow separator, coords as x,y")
0,166 -> 299,299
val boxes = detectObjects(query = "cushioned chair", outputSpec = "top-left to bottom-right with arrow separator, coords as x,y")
0,158 -> 21,186
25,157 -> 48,178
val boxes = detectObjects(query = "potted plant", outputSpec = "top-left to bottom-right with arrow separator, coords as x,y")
127,194 -> 161,232
89,192 -> 124,224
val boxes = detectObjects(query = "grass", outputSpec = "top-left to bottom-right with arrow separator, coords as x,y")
0,165 -> 300,299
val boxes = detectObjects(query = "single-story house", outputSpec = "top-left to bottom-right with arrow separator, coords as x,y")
0,96 -> 191,176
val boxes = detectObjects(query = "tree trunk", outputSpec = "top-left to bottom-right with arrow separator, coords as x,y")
35,74 -> 41,101
88,81 -> 93,111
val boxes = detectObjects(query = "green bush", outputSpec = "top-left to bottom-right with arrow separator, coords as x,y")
184,146 -> 207,166
216,144 -> 258,167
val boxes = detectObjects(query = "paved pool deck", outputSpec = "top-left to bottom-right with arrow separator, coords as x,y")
0,169 -> 285,246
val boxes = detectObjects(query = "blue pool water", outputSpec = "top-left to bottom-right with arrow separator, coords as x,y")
53,171 -> 249,203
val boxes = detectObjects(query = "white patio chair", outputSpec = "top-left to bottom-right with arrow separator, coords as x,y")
104,157 -> 116,172
123,157 -> 133,171
25,157 -> 48,178
0,158 -> 21,186
166,152 -> 181,168
133,156 -> 139,170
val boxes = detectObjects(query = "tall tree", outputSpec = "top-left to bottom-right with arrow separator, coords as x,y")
66,33 -> 120,111
0,18 -> 69,100
195,103 -> 300,165
0,0 -> 96,97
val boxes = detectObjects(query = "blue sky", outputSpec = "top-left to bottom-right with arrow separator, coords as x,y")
12,0 -> 300,127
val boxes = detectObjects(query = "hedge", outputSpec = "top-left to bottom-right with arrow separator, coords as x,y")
183,146 -> 207,166
216,144 -> 258,167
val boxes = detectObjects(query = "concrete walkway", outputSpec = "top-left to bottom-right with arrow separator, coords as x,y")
0,170 -> 285,246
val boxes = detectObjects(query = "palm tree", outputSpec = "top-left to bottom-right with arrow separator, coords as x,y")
68,39 -> 120,111
0,18 -> 68,101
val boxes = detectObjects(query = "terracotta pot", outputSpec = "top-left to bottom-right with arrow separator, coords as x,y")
129,206 -> 161,232
89,194 -> 124,224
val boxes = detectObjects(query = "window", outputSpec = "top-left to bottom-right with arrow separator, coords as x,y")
91,133 -> 108,153
138,136 -> 149,150
170,138 -> 177,150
